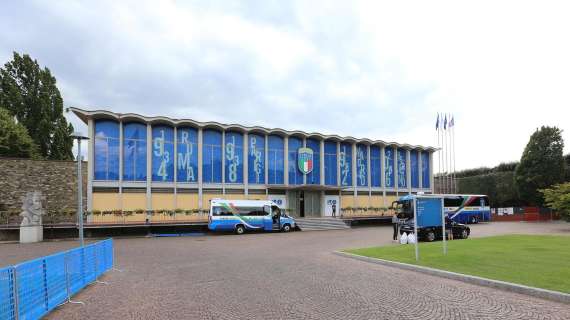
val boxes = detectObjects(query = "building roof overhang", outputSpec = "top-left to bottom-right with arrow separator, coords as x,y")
67,107 -> 437,152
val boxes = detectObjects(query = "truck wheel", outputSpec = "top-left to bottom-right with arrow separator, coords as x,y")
282,224 -> 291,232
426,230 -> 436,242
235,225 -> 245,235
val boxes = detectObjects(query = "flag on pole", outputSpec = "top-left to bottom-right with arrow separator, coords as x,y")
449,114 -> 455,128
435,113 -> 440,130
443,114 -> 448,130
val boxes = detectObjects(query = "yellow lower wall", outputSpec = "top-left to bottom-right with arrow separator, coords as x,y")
152,194 -> 175,210
177,194 -> 199,210
202,193 -> 224,209
122,193 -> 146,211
92,193 -> 120,211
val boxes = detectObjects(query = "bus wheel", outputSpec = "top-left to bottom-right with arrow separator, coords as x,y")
235,225 -> 245,235
470,216 -> 478,224
282,224 -> 291,232
426,230 -> 436,242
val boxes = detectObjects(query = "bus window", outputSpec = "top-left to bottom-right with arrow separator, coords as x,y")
212,206 -> 233,216
444,196 -> 463,207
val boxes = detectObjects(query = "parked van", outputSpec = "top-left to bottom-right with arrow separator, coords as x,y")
208,199 -> 296,234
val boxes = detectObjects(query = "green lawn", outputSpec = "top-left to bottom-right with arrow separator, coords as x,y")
345,235 -> 570,293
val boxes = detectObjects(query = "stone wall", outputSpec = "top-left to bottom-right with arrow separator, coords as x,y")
0,157 -> 87,215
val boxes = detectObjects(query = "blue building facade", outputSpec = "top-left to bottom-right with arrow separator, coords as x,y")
75,108 -> 435,218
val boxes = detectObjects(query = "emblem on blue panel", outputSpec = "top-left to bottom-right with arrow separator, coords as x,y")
297,147 -> 314,175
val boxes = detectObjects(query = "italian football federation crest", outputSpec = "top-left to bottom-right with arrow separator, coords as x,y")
297,147 -> 314,175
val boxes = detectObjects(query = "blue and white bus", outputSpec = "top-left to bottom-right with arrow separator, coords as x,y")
208,199 -> 297,234
394,194 -> 491,224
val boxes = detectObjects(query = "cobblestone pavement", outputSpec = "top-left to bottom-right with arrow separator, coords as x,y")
1,222 -> 569,319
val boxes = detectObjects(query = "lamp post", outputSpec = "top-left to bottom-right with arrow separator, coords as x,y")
72,132 -> 89,247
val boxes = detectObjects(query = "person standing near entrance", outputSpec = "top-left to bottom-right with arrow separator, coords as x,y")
392,212 -> 399,241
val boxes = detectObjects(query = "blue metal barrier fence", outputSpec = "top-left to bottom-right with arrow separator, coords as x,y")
0,239 -> 113,320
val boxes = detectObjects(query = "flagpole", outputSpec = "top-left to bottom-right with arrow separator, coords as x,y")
443,115 -> 448,194
448,113 -> 452,194
452,117 -> 457,193
437,114 -> 441,193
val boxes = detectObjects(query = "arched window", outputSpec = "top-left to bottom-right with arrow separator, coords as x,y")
324,141 -> 337,186
152,126 -> 174,182
123,122 -> 147,181
306,139 -> 320,184
202,130 -> 222,183
177,127 -> 198,183
339,143 -> 352,186
268,135 -> 284,184
356,144 -> 368,187
288,137 -> 303,185
397,148 -> 407,188
225,131 -> 243,183
248,134 -> 265,184
94,120 -> 120,180
384,147 -> 394,188
370,146 -> 381,187
411,150 -> 419,188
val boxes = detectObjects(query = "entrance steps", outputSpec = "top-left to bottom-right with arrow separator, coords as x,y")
295,217 -> 351,231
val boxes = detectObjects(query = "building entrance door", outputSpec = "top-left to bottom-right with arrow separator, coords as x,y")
303,191 -> 321,217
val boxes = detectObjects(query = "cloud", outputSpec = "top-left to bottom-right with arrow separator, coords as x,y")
1,0 -> 569,169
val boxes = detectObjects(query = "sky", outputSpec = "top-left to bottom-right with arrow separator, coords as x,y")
1,0 -> 569,171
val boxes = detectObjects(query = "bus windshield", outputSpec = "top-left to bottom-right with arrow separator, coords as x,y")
394,200 -> 413,219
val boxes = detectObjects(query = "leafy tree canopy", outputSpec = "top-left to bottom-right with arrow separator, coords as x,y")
540,182 -> 570,221
0,107 -> 39,159
0,52 -> 73,160
515,126 -> 565,206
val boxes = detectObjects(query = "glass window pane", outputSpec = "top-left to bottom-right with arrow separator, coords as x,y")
356,144 -> 368,187
324,141 -> 337,186
123,122 -> 147,181
411,150 -> 419,188
288,137 -> 303,185
248,134 -> 265,184
203,130 -> 222,183
94,120 -> 120,181
422,152 -> 430,188
306,139 -> 320,185
152,126 -> 174,182
370,146 -> 381,187
397,148 -> 407,188
268,135 -> 284,184
225,131 -> 243,183
177,127 -> 198,182
385,147 -> 394,188
339,143 -> 352,186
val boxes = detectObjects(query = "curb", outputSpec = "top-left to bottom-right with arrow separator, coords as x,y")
333,251 -> 570,304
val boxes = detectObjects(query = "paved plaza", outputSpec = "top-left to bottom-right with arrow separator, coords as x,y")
1,222 -> 570,319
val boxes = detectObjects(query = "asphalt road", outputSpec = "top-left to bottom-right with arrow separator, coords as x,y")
2,222 -> 569,319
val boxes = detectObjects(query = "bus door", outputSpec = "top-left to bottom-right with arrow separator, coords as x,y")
271,205 -> 282,230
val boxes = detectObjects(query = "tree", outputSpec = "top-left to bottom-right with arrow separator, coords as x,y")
0,107 -> 39,159
0,52 -> 74,160
540,182 -> 570,221
514,126 -> 565,206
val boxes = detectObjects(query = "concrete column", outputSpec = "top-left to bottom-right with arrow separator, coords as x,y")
320,140 -> 325,185
264,134 -> 269,185
406,150 -> 412,194
429,151 -> 434,193
243,132 -> 249,197
352,143 -> 357,197
119,122 -> 123,200
87,119 -> 94,212
221,130 -> 225,195
173,127 -> 177,209
146,124 -> 152,211
303,138 -> 307,185
336,141 -> 341,187
394,146 -> 398,197
418,150 -> 423,189
367,145 -> 371,202
381,146 -> 386,207
284,136 -> 289,185
198,128 -> 203,209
